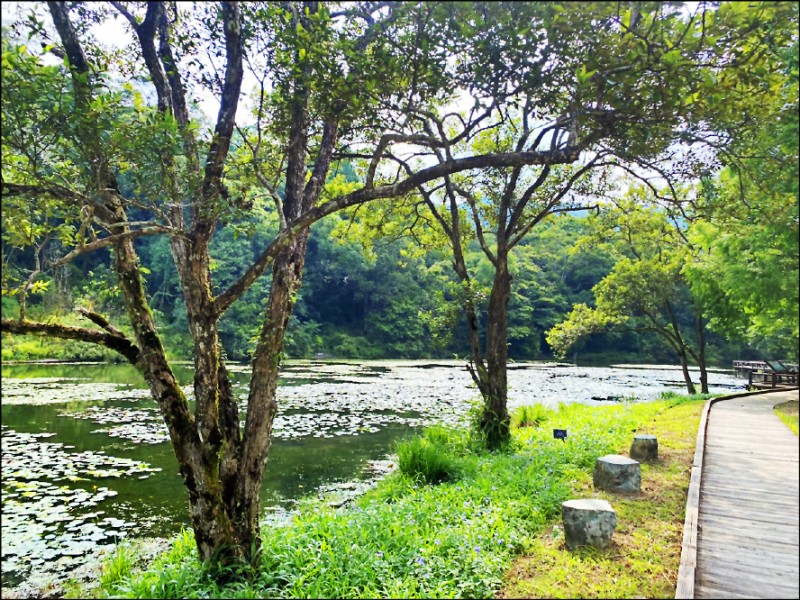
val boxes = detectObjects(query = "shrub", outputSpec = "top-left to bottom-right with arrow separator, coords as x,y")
396,428 -> 463,484
512,404 -> 551,429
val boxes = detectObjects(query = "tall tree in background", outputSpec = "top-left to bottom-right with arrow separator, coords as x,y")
1,1 -> 623,567
547,195 -> 712,394
684,38 -> 799,360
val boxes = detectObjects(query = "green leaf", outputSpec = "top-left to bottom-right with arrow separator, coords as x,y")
661,49 -> 681,65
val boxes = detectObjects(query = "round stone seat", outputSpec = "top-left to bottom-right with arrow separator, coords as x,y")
561,498 -> 617,550
630,434 -> 658,462
593,454 -> 641,493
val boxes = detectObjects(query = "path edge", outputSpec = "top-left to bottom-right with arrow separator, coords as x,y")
674,387 -> 799,599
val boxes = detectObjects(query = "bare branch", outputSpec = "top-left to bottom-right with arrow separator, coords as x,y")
214,145 -> 583,316
2,181 -> 91,204
453,185 -> 497,266
509,158 -> 610,248
200,2 -> 244,204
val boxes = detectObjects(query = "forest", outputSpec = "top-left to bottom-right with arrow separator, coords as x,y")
1,0 -> 797,585
1,205 -> 775,366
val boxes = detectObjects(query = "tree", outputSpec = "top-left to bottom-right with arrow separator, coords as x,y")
1,1 -> 622,569
547,194 -> 716,394
342,1 -> 796,447
683,38 -> 799,360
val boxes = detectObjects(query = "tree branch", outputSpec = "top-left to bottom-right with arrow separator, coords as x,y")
200,2 -> 243,204
75,306 -> 128,338
2,318 -> 141,365
48,227 -> 174,267
453,185 -> 497,266
214,146 -> 583,316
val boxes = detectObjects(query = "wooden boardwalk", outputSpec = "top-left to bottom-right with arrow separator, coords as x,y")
692,389 -> 799,599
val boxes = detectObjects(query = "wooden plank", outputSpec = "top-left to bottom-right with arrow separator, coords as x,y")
674,566 -> 694,599
700,480 -> 800,496
701,460 -> 799,472
704,446 -> 798,456
704,436 -> 799,447
700,501 -> 800,525
701,483 -> 800,498
698,545 -> 800,571
698,528 -> 799,553
699,477 -> 799,496
695,582 -> 768,599
675,394 -> 717,600
685,390 -> 800,599
699,547 -> 799,565
699,519 -> 799,545
700,491 -> 800,510
697,568 -> 799,597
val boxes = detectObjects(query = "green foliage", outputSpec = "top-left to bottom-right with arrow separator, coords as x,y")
547,195 -> 716,378
396,425 -> 474,485
99,543 -> 135,590
774,401 -> 799,436
91,399 -> 680,599
682,33 -> 799,359
511,404 -> 552,429
656,390 -> 715,407
546,303 -> 619,360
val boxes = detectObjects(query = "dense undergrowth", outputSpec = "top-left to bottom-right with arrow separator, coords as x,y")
76,392 -> 709,599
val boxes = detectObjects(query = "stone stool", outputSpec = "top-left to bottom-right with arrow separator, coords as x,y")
593,454 -> 640,493
561,498 -> 617,550
630,434 -> 658,462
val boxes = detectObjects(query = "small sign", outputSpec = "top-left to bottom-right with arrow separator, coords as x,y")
553,428 -> 567,441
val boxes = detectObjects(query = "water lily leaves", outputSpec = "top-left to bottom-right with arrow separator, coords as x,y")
1,378 -> 147,406
1,426 -> 157,588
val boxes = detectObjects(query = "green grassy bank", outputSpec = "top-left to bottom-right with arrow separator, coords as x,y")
775,400 -> 799,436
75,392 -> 709,599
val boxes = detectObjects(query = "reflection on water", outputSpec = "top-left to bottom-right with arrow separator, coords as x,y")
0,359 -> 743,590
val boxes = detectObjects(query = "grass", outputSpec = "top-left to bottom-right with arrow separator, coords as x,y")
77,392 -> 711,599
395,425 -> 469,484
774,400 -> 799,435
511,404 -> 549,429
499,391 -> 707,598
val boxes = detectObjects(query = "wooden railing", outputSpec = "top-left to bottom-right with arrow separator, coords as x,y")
748,370 -> 799,390
734,360 -> 798,380
733,360 -> 768,379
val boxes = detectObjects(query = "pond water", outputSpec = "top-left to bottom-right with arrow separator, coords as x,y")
1,359 -> 743,591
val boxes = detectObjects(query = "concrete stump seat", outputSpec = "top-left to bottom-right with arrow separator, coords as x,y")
630,434 -> 658,462
561,498 -> 617,550
593,454 -> 641,493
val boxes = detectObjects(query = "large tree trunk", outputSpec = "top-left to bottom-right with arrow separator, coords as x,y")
232,231 -> 310,558
479,258 -> 512,450
156,233 -> 310,566
112,235 -> 242,563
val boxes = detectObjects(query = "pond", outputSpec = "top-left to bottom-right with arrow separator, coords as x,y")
1,359 -> 743,591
